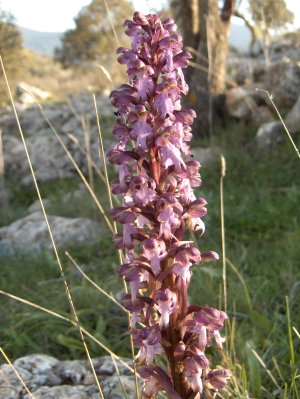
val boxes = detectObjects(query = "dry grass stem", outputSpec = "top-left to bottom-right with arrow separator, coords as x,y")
220,155 -> 227,315
111,355 -> 130,399
220,155 -> 230,358
36,101 -> 114,233
226,258 -> 252,309
65,251 -> 128,313
293,327 -> 300,340
102,0 -> 120,47
0,347 -> 35,398
0,290 -> 136,375
256,88 -> 300,160
97,65 -> 113,87
0,128 -> 4,180
67,133 -> 109,187
0,56 -> 105,399
250,346 -> 280,389
82,115 -> 95,196
286,296 -> 295,368
93,94 -> 140,399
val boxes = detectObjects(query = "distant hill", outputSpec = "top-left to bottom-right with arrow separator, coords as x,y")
18,22 -> 251,58
18,26 -> 62,57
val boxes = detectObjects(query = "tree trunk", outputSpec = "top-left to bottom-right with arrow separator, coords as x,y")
189,0 -> 210,136
172,0 -> 235,137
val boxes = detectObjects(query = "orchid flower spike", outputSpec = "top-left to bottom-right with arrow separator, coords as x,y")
109,11 -> 230,398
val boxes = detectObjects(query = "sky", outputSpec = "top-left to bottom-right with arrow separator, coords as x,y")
0,0 -> 299,33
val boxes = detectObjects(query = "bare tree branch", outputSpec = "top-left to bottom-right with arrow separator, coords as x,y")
221,0 -> 236,22
234,9 -> 257,47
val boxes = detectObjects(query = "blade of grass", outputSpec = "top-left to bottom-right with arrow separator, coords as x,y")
286,296 -> 295,368
226,257 -> 252,309
93,94 -> 140,399
250,346 -> 280,389
0,55 -> 105,399
272,356 -> 283,382
0,347 -> 35,398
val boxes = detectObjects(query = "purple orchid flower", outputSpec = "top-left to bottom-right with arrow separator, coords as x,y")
109,11 -> 230,398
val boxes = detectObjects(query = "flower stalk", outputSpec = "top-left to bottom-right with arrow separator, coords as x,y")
108,11 -> 230,398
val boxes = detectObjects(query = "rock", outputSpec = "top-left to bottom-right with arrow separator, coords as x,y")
265,59 -> 300,109
0,211 -> 103,254
91,356 -> 133,377
102,375 -> 137,399
0,91 -> 116,185
62,185 -> 86,204
0,187 -> 12,203
2,131 -> 83,185
252,105 -> 275,126
68,91 -> 114,116
16,82 -> 52,105
58,360 -> 91,385
28,199 -> 51,213
256,121 -> 284,149
23,385 -> 94,399
13,354 -> 62,390
224,84 -> 269,121
1,354 -> 139,399
0,363 -> 32,399
255,94 -> 300,149
228,57 -> 267,85
225,86 -> 256,120
190,146 -> 224,165
285,95 -> 300,132
14,354 -> 59,374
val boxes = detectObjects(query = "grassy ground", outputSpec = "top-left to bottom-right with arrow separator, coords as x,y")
0,120 -> 299,397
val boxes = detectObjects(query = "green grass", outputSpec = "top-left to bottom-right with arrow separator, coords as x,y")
189,122 -> 300,397
0,120 -> 299,397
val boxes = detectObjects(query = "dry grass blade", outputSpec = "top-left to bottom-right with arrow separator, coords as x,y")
0,128 -> 5,213
0,56 -> 105,399
65,251 -> 128,313
293,326 -> 300,340
93,95 -> 140,399
250,346 -> 280,389
36,101 -> 114,233
286,296 -> 295,368
67,133 -> 108,186
256,88 -> 300,160
0,290 -> 136,375
111,355 -> 130,399
102,0 -> 120,47
97,65 -> 113,87
0,128 -> 3,180
81,115 -> 95,196
272,356 -> 284,381
93,95 -> 115,217
220,155 -> 227,315
0,347 -> 35,398
226,257 -> 252,309
185,46 -> 209,64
